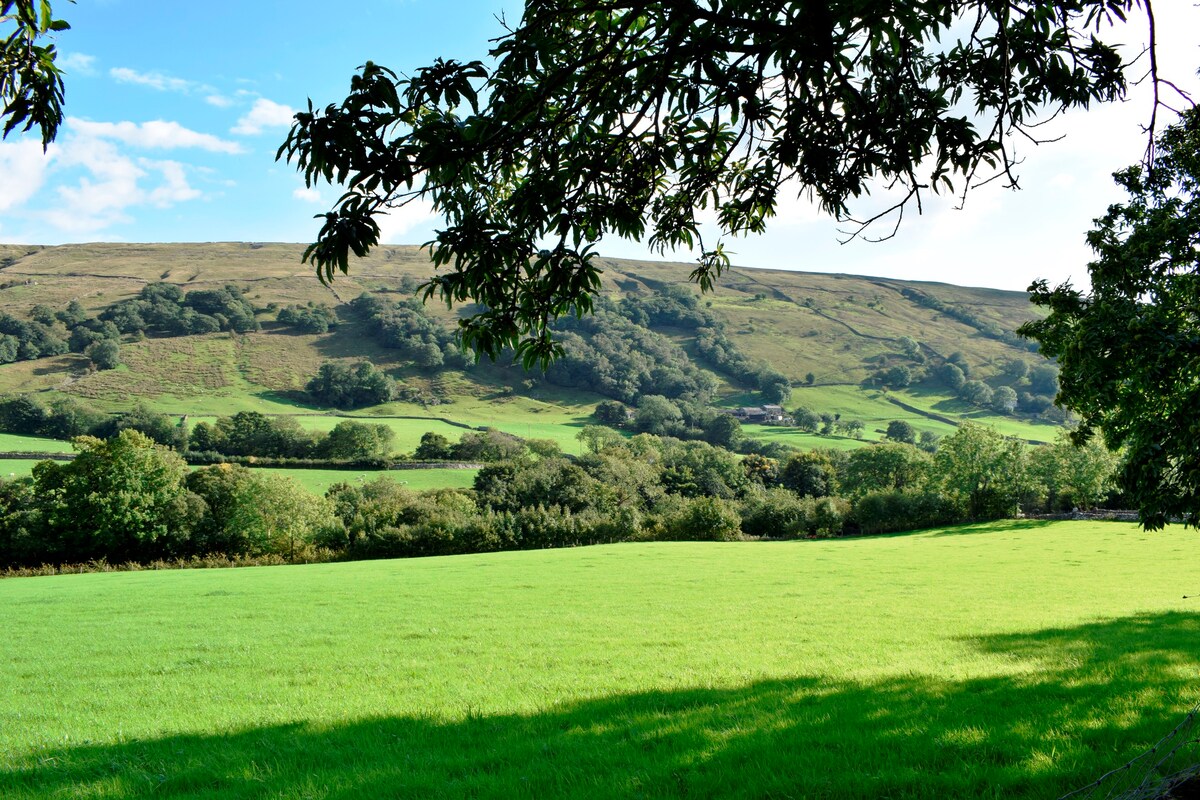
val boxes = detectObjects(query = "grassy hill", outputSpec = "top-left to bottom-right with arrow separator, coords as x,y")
0,243 -> 1063,468
1,521 -> 1195,799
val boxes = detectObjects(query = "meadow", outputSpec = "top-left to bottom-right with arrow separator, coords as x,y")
1,521 -> 1196,799
253,465 -> 477,494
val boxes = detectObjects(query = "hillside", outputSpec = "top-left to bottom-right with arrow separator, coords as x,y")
0,242 -> 1064,454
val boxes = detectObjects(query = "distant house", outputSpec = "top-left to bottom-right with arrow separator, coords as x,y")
721,405 -> 790,425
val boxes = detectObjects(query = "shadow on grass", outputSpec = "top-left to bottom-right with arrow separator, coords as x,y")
3,613 -> 1197,799
930,519 -> 1062,537
253,389 -> 317,409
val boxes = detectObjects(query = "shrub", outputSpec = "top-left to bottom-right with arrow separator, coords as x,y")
85,339 -> 121,370
740,487 -> 811,538
853,490 -> 949,534
656,496 -> 742,542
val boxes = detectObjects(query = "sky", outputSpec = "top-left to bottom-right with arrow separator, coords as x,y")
0,1 -> 1197,293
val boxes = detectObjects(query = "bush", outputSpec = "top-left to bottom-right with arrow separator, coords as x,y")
740,487 -> 811,538
852,490 -> 957,535
85,339 -> 121,370
656,496 -> 742,541
307,361 -> 395,408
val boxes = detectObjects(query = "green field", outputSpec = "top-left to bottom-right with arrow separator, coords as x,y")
1,521 -> 1196,799
0,459 -> 478,495
0,432 -> 74,453
250,465 -> 478,494
0,458 -> 52,479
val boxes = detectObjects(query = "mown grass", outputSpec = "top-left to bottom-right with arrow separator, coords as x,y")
1,521 -> 1196,799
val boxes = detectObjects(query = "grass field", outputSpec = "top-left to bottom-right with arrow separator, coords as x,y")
249,465 -> 478,494
0,459 -> 478,494
1,521 -> 1196,799
0,432 -> 74,453
0,458 -> 52,479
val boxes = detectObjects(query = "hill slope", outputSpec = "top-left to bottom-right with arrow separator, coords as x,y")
0,243 -> 1062,448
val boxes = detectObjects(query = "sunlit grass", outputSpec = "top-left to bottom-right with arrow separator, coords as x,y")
0,432 -> 73,453
1,521 -> 1196,799
247,465 -> 477,494
0,458 -> 51,478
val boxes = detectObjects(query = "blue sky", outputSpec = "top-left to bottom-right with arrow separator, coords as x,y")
1,1 -> 1197,292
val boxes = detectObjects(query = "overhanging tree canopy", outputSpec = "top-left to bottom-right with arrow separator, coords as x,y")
1020,106 -> 1200,529
279,0 -> 1147,364
0,0 -> 69,147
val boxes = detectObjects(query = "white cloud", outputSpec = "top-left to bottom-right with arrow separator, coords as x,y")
205,94 -> 234,108
143,159 -> 202,207
59,53 -> 97,76
40,138 -> 206,234
231,98 -> 295,135
0,140 -> 53,213
293,186 -> 322,203
376,200 -> 438,242
68,118 -> 244,154
44,137 -> 147,232
110,66 -> 193,93
1,120 -> 213,236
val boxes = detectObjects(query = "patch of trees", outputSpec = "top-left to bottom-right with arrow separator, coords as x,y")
0,396 -> 186,448
99,282 -> 260,337
617,285 -> 712,329
351,294 -> 468,369
307,361 -> 396,408
928,352 -> 1059,418
692,324 -> 790,404
0,312 -> 68,363
276,303 -> 339,334
0,421 -> 1123,570
0,397 -> 398,464
590,397 -> 795,455
542,301 -> 718,404
617,288 -> 789,404
790,407 -> 865,439
0,431 -> 338,567
412,429 -> 525,463
189,412 -> 395,463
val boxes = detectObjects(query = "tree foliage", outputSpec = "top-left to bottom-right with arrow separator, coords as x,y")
1022,107 -> 1200,528
934,422 -> 1031,520
1,0 -> 68,147
280,0 -> 1140,363
306,361 -> 395,408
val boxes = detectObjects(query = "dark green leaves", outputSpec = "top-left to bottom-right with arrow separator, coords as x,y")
1021,108 -> 1200,529
280,0 -> 1142,363
1,0 -> 69,148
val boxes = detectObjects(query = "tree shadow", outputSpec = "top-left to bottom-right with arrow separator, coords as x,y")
930,519 -> 1061,537
3,613 -> 1197,799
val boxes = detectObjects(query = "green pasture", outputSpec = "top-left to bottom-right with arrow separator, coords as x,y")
245,465 -> 477,495
1,521 -> 1196,799
740,424 -> 872,452
787,384 -> 958,435
0,459 -> 475,495
0,432 -> 73,453
0,458 -> 51,479
895,387 -> 1063,443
